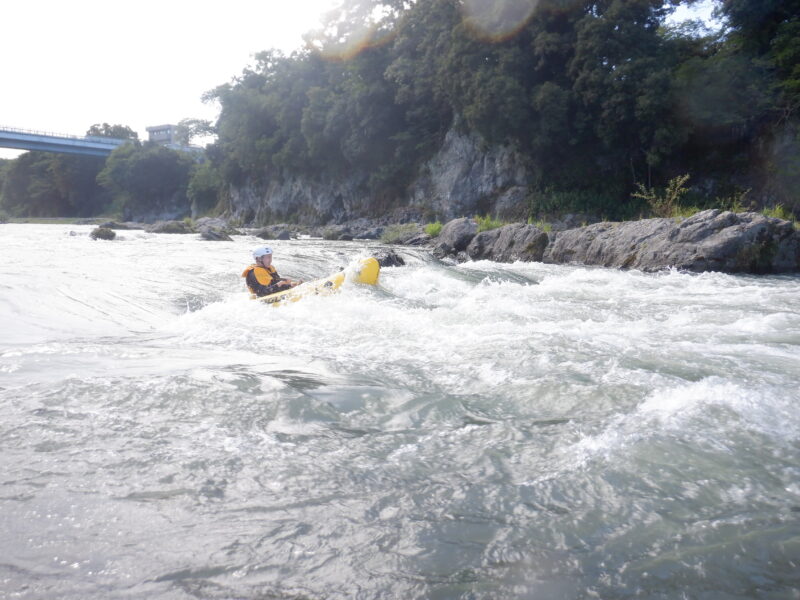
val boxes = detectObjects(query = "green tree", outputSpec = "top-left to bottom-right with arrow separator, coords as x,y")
205,0 -> 800,221
86,123 -> 138,140
187,161 -> 223,216
0,152 -> 109,217
97,142 -> 195,220
175,118 -> 215,146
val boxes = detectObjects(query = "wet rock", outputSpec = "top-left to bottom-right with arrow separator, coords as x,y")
354,226 -> 384,240
466,223 -> 549,262
543,209 -> 800,274
375,250 -> 406,267
254,224 -> 293,240
194,217 -> 227,229
145,220 -> 195,234
381,223 -> 426,245
90,227 -> 116,240
321,225 -> 350,240
99,220 -> 133,230
402,231 -> 433,246
199,226 -> 233,241
343,217 -> 382,240
432,217 -> 478,258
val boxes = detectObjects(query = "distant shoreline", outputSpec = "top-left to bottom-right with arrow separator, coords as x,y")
3,217 -> 112,225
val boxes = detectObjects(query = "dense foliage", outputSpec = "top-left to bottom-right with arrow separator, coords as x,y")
0,126 -> 200,221
96,142 -> 196,221
1,152 -> 110,217
1,0 -> 797,221
0,125 -> 131,218
208,0 -> 799,218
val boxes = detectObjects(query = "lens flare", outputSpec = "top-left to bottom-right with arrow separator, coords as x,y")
460,0 -> 540,42
304,2 -> 396,61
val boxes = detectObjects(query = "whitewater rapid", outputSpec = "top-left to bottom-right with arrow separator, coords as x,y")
1,224 -> 799,599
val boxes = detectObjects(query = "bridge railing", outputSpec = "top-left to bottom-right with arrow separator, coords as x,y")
0,125 -> 129,144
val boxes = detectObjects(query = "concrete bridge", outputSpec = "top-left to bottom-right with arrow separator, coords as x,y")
0,126 -> 130,157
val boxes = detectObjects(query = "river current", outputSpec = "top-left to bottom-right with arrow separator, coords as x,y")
1,224 -> 799,599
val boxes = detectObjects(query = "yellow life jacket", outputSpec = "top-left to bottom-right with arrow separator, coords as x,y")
242,264 -> 279,297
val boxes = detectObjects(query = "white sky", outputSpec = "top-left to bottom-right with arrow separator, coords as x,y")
0,0 -> 339,158
1,0 -> 718,160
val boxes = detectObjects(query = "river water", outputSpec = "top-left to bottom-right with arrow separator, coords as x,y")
1,224 -> 799,599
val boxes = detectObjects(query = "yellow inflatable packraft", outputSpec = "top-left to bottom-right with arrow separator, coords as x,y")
257,257 -> 380,306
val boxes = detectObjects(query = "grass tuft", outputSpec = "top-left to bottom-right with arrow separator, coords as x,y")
527,217 -> 552,232
381,223 -> 418,244
475,215 -> 506,232
424,221 -> 442,237
761,204 -> 794,221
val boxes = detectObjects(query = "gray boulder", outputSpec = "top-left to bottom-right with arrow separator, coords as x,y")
354,226 -> 384,239
199,226 -> 233,241
543,209 -> 800,274
375,249 -> 406,267
90,227 -> 116,240
254,225 -> 293,240
467,223 -> 549,262
146,220 -> 195,234
433,217 -> 478,258
321,225 -> 350,240
99,220 -> 137,230
403,232 -> 433,246
194,217 -> 227,229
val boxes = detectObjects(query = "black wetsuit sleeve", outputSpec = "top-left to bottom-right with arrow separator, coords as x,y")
246,270 -> 286,297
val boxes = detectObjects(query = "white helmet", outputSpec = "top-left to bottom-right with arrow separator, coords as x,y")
252,246 -> 273,260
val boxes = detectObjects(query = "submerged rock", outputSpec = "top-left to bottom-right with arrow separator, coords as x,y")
544,209 -> 800,274
90,227 -> 116,240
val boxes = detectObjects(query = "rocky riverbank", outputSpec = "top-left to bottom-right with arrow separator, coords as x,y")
93,210 -> 800,275
429,210 -> 800,274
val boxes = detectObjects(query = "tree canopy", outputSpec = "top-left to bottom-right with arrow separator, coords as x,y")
204,0 -> 798,218
2,0 -> 797,221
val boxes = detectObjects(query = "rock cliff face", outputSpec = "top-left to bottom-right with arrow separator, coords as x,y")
226,126 -> 530,225
227,173 -> 369,226
409,128 -> 531,221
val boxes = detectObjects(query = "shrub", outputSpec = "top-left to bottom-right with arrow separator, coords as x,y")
424,221 -> 442,237
380,223 -> 418,243
528,187 -> 625,221
715,188 -> 751,213
527,218 -> 552,232
475,215 -> 505,232
632,174 -> 691,218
